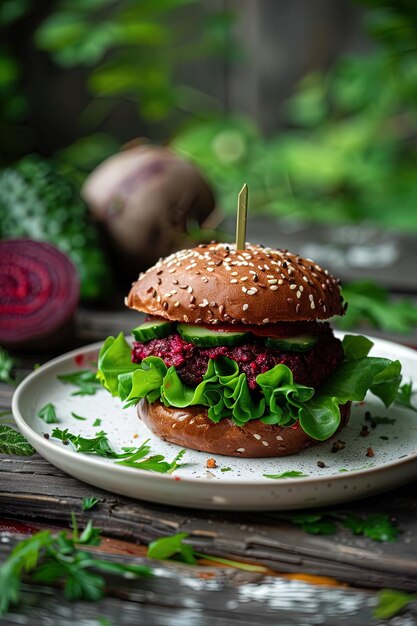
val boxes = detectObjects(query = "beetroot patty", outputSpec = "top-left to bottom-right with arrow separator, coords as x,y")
132,323 -> 344,390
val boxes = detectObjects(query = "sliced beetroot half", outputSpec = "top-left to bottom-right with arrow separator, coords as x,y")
0,239 -> 80,351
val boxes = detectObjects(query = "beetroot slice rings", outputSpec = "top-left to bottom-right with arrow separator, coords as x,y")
0,239 -> 80,350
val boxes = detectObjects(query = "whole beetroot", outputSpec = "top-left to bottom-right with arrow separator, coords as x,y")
82,143 -> 215,279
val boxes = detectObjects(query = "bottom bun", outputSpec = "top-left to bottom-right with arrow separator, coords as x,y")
137,400 -> 351,458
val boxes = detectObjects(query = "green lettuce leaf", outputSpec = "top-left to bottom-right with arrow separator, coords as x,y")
97,333 -> 140,396
257,366 -> 314,426
96,333 -> 402,441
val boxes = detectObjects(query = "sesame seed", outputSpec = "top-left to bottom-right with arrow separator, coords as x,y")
236,448 -> 245,453
162,301 -> 168,310
311,301 -> 316,309
183,315 -> 189,322
299,285 -> 304,292
246,289 -> 257,295
262,441 -> 269,447
276,435 -> 283,441
207,267 -> 214,272
309,294 -> 314,301
241,276 -> 248,281
296,290 -> 301,299
210,301 -> 217,307
253,434 -> 261,440
187,286 -> 193,294
296,303 -> 300,313
172,279 -> 179,285
262,318 -> 269,323
168,268 -> 176,274
242,304 -> 249,311
201,277 -> 209,283
290,284 -> 297,290
156,294 -> 161,303
230,278 -> 238,284
270,285 -> 278,291
199,299 -> 209,307
278,279 -> 284,285
163,293 -> 172,298
189,304 -> 197,309
242,287 -> 248,293
174,301 -> 180,307
303,276 -> 309,282
190,296 -> 196,304
268,279 -> 278,284
231,271 -> 238,276
323,305 -> 326,312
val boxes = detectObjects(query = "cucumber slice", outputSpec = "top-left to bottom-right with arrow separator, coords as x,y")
132,319 -> 174,342
177,323 -> 249,347
264,334 -> 318,352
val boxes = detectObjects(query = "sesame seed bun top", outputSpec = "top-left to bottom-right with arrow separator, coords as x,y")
126,242 -> 345,325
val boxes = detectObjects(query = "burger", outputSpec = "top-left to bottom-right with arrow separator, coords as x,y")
98,242 -> 402,458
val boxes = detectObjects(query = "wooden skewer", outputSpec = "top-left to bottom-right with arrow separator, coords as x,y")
235,183 -> 248,250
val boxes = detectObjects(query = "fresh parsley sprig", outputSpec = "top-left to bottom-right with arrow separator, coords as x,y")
51,428 -> 186,474
117,448 -> 186,474
0,425 -> 35,456
58,370 -> 101,396
277,511 -> 399,542
51,428 -> 129,458
0,513 -> 152,616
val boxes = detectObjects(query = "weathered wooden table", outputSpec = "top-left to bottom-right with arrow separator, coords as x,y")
2,305 -> 417,625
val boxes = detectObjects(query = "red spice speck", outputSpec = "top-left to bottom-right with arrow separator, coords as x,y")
75,353 -> 85,366
174,476 -> 181,481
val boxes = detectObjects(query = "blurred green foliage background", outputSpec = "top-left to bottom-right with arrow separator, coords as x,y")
1,0 -> 417,231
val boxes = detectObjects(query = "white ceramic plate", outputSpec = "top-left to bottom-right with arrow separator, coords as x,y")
12,333 -> 417,511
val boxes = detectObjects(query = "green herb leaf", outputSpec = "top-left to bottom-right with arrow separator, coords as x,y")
147,532 -> 196,564
93,418 -> 101,427
281,510 -> 399,541
395,381 -> 417,413
117,447 -> 186,474
221,467 -> 232,472
0,348 -> 17,385
82,496 -> 99,511
51,427 -> 184,474
52,428 -> 120,458
37,402 -> 59,424
0,530 -> 53,615
147,533 -> 269,572
71,412 -> 87,421
0,518 -> 152,616
263,471 -> 308,479
374,589 -> 417,620
58,370 -> 101,396
0,425 -> 35,456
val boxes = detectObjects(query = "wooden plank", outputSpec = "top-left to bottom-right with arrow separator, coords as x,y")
1,534 -> 416,626
1,453 -> 417,591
